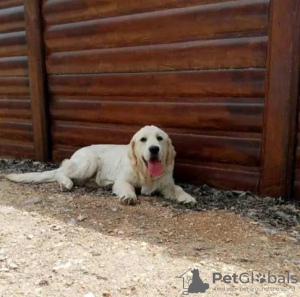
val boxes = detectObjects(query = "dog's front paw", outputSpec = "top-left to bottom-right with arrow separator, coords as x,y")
177,193 -> 197,205
120,193 -> 138,206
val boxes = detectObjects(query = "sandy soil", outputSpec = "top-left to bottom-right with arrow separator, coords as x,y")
0,177 -> 300,297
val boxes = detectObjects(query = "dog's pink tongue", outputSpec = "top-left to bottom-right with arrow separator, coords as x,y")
148,160 -> 163,177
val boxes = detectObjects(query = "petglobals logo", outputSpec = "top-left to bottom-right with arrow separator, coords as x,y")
177,268 -> 299,295
213,272 -> 298,285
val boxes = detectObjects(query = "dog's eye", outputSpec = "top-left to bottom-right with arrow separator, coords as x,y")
157,136 -> 163,141
140,137 -> 147,142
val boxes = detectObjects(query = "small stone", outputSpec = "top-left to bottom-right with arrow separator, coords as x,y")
53,261 -> 72,271
23,197 -> 42,205
77,214 -> 88,222
157,239 -> 164,244
0,255 -> 7,261
102,292 -> 111,297
68,218 -> 76,226
84,293 -> 95,297
38,279 -> 49,286
26,234 -> 33,240
0,268 -> 9,272
51,225 -> 60,231
8,262 -> 18,270
117,230 -> 125,235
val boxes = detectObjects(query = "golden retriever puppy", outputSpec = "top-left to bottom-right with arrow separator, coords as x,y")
6,126 -> 196,205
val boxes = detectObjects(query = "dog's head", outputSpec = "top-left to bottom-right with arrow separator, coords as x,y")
128,125 -> 176,178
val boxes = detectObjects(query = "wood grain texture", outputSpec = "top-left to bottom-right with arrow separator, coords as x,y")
50,100 -> 263,133
175,163 -> 259,191
51,121 -> 261,167
24,0 -> 49,161
260,0 -> 300,200
47,36 -> 267,74
0,0 -> 23,9
0,31 -> 27,57
45,0 -> 269,53
48,69 -> 265,98
0,5 -> 25,34
0,120 -> 33,142
0,99 -> 31,119
0,56 -> 28,76
0,77 -> 29,96
43,0 -> 241,26
0,140 -> 34,159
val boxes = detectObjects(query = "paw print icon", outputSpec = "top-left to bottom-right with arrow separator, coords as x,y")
256,273 -> 266,283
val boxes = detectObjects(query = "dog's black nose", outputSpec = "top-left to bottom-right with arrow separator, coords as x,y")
149,146 -> 159,155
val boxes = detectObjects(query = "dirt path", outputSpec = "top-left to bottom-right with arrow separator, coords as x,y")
0,178 -> 300,296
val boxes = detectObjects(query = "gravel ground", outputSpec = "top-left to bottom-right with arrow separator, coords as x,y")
0,159 -> 300,297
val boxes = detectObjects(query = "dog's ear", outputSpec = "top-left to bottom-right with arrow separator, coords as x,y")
165,137 -> 176,167
128,139 -> 137,167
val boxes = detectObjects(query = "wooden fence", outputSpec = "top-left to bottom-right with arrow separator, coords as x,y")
0,0 -> 299,200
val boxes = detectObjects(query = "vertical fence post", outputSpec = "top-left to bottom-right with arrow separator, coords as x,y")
24,0 -> 49,161
260,0 -> 300,199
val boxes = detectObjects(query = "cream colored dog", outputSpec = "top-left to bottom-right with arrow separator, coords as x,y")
6,126 -> 196,205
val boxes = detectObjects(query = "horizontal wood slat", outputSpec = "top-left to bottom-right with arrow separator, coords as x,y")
51,121 -> 261,167
48,69 -> 265,98
175,163 -> 259,192
0,0 -> 23,10
43,0 -> 242,26
45,0 -> 269,53
0,5 -> 25,34
47,36 -> 267,74
0,99 -> 31,119
50,100 -> 263,133
0,56 -> 28,76
0,31 -> 27,57
0,120 -> 33,142
0,140 -> 34,159
0,77 -> 29,96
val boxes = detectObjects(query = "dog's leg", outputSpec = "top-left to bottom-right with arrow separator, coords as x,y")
161,183 -> 196,205
56,171 -> 74,191
113,180 -> 137,205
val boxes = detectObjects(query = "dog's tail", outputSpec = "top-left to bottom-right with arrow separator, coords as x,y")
6,169 -> 58,184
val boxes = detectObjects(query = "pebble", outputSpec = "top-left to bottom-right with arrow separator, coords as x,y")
51,225 -> 60,231
84,293 -> 95,297
102,292 -> 111,297
23,197 -> 42,205
77,214 -> 88,222
117,230 -> 125,235
68,218 -> 76,226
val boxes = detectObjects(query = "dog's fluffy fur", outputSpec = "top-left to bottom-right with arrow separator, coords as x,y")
6,126 -> 196,205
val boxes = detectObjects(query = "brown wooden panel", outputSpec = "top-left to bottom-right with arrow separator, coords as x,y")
260,0 -> 300,200
0,31 -> 27,57
24,0 -> 50,161
293,169 -> 300,199
0,120 -> 33,142
0,140 -> 34,159
0,99 -> 31,119
175,163 -> 259,192
0,5 -> 25,34
51,144 -> 259,192
0,0 -> 23,10
48,69 -> 265,98
0,56 -> 28,76
43,0 -> 241,26
51,121 -> 261,167
47,36 -> 267,74
50,100 -> 263,133
45,0 -> 269,53
0,77 -> 29,96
